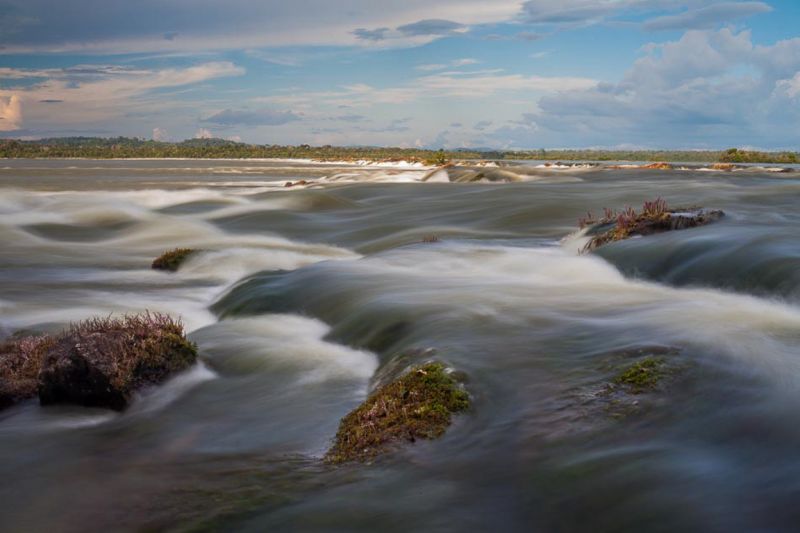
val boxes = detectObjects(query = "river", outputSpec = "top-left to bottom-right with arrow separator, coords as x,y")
1,158 -> 799,532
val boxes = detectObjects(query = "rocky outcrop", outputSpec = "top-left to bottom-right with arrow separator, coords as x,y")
1,313 -> 197,413
325,362 -> 469,464
579,198 -> 724,252
38,313 -> 197,411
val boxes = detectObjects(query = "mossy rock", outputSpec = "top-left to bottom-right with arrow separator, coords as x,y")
325,362 -> 469,464
612,356 -> 671,394
600,349 -> 687,419
152,248 -> 197,272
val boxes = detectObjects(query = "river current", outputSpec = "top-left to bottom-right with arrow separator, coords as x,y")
1,159 -> 799,532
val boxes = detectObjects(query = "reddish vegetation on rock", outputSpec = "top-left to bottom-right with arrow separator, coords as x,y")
0,335 -> 54,410
579,198 -> 724,252
0,312 -> 197,413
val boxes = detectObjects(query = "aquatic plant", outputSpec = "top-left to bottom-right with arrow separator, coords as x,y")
152,248 -> 197,272
325,362 -> 469,464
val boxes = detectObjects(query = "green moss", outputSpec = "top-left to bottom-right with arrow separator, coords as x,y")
152,248 -> 197,272
613,356 -> 668,394
325,362 -> 469,464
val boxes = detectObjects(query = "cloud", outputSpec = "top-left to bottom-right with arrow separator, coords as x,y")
0,0 -> 522,53
332,114 -> 367,122
492,29 -> 800,148
521,0 -> 773,31
397,19 -> 466,36
474,120 -> 493,131
194,128 -> 213,139
0,94 -> 22,131
0,62 -> 244,135
152,127 -> 169,141
416,58 -> 478,71
352,27 -> 390,41
201,108 -> 301,126
644,2 -> 772,31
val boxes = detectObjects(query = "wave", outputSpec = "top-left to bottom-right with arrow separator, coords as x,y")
213,242 -> 800,387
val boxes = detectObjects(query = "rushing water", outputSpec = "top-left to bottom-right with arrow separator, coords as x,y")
1,159 -> 800,532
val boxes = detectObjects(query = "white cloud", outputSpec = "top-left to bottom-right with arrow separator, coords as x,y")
152,127 -> 169,141
493,29 -> 800,148
416,58 -> 479,71
0,95 -> 22,131
194,128 -> 213,139
0,62 -> 245,134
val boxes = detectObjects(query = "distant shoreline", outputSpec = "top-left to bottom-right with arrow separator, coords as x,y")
1,137 -> 798,165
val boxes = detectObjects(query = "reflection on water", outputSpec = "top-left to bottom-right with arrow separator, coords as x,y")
1,159 -> 800,531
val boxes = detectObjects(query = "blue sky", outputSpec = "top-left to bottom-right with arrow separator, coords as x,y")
1,0 -> 798,149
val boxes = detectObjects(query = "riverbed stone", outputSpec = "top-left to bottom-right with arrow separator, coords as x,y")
325,362 -> 469,464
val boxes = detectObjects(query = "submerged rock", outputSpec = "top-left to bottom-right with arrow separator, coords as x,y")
325,362 -> 469,464
152,248 -> 197,272
0,335 -> 53,410
579,198 -> 724,252
37,313 -> 197,411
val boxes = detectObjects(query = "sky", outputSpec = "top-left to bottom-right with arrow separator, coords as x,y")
0,0 -> 799,150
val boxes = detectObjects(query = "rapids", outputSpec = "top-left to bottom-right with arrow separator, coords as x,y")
1,158 -> 800,532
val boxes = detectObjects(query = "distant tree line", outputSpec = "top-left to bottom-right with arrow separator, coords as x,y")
0,137 -> 797,164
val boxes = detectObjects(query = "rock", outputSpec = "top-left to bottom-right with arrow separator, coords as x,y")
151,248 -> 196,272
284,179 -> 309,188
0,335 -> 53,411
38,313 -> 197,411
641,162 -> 673,170
711,163 -> 736,171
325,362 -> 469,464
580,198 -> 724,252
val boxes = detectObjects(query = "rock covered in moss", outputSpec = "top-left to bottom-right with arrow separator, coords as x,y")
152,248 -> 197,272
579,198 -> 724,252
325,362 -> 469,464
0,335 -> 54,410
37,313 -> 197,411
